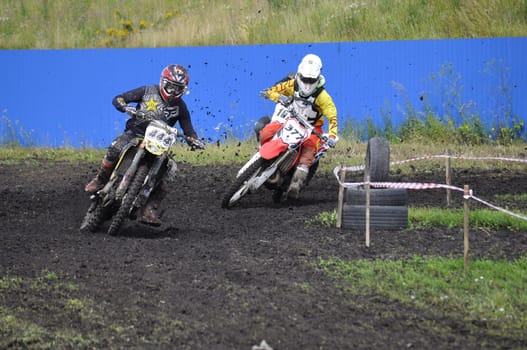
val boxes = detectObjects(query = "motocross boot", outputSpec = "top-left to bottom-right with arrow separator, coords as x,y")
139,186 -> 166,226
287,165 -> 309,199
84,160 -> 113,193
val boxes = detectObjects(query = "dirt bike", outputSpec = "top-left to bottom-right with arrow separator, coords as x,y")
221,100 -> 332,208
80,110 -> 202,235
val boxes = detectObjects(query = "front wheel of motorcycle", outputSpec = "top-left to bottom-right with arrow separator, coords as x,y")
221,157 -> 266,208
107,164 -> 149,236
80,197 -> 106,233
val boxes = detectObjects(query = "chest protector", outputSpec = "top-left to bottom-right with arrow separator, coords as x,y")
138,86 -> 180,126
292,81 -> 324,124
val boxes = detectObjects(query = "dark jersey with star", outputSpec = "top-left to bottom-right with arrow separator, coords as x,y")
112,85 -> 198,139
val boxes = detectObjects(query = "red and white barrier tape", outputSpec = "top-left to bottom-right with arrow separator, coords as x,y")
468,195 -> 527,221
333,163 -> 527,222
337,154 -> 527,173
340,180 -> 465,192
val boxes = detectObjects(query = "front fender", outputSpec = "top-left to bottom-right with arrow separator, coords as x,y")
260,139 -> 288,160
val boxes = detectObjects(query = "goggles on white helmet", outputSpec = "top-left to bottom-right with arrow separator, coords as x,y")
296,54 -> 323,97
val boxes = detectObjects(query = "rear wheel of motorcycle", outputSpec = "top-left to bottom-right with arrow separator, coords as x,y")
221,157 -> 266,208
107,164 -> 149,236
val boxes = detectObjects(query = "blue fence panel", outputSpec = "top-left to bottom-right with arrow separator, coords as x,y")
1,38 -> 525,147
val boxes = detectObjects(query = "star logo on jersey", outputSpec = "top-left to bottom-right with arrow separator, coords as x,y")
145,97 -> 158,111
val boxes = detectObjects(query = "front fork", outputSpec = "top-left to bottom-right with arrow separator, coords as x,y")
116,145 -> 145,200
136,154 -> 167,208
115,144 -> 167,205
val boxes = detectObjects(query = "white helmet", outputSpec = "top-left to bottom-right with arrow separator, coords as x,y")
296,54 -> 323,97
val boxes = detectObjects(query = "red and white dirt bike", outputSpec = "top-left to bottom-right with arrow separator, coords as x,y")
221,101 -> 332,208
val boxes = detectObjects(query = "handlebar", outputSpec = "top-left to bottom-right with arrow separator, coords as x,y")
182,135 -> 206,150
125,106 -> 206,150
126,108 -> 156,121
262,94 -> 336,148
284,104 -> 328,142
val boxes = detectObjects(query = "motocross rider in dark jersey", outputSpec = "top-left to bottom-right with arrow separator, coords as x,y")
85,64 -> 205,225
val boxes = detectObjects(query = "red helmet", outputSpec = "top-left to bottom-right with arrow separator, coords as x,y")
159,64 -> 189,103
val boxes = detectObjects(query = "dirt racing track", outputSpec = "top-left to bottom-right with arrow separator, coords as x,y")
1,160 -> 527,349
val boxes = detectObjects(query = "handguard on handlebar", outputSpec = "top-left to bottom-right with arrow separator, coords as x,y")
136,110 -> 156,121
125,107 -> 155,121
124,105 -> 137,117
278,94 -> 292,106
184,136 -> 206,150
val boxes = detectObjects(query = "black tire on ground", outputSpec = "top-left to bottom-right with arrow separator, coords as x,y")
342,204 -> 408,230
221,157 -> 266,208
345,188 -> 408,206
80,198 -> 106,233
107,164 -> 149,236
364,137 -> 390,182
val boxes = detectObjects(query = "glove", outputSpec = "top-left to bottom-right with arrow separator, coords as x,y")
123,105 -> 136,116
187,137 -> 206,150
278,94 -> 291,106
326,136 -> 337,148
135,110 -> 155,121
259,89 -> 269,99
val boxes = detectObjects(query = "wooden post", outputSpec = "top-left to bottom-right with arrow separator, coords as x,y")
336,166 -> 346,229
463,185 -> 470,271
365,174 -> 371,247
445,150 -> 452,207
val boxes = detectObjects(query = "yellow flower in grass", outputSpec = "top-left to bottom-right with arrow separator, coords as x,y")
120,19 -> 133,32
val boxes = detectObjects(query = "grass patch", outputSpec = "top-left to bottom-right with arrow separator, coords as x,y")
0,271 -> 195,348
317,255 -> 527,338
2,0 -> 526,49
0,308 -> 51,349
0,140 -> 364,172
309,207 -> 527,231
307,210 -> 338,227
0,272 -> 98,349
2,141 -> 527,173
0,146 -> 104,164
410,207 -> 527,231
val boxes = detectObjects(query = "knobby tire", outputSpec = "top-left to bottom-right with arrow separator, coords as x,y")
80,198 -> 106,233
221,157 -> 266,208
107,164 -> 149,236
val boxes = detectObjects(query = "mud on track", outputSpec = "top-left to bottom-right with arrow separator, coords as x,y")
1,160 -> 526,349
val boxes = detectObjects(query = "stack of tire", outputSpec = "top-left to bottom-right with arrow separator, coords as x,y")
342,137 -> 408,230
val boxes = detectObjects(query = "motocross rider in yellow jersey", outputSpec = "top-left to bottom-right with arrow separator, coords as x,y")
258,54 -> 338,199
